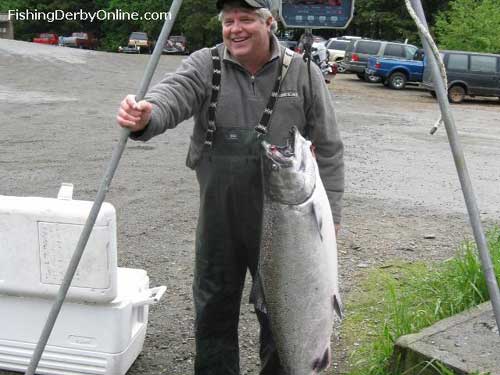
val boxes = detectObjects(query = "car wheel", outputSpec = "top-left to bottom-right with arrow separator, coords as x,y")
388,72 -> 407,90
356,73 -> 365,81
448,85 -> 466,103
336,63 -> 346,73
365,72 -> 382,83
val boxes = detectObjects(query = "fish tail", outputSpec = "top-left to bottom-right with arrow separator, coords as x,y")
312,345 -> 331,372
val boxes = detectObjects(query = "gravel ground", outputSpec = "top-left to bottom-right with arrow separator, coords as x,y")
1,39 -> 499,375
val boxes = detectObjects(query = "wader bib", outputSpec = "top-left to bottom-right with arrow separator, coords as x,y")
192,47 -> 293,375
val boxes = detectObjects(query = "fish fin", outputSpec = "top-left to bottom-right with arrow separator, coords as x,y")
249,271 -> 267,315
312,345 -> 331,372
312,200 -> 323,241
332,294 -> 344,319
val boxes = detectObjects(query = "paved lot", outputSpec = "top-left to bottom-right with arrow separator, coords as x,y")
1,39 -> 499,374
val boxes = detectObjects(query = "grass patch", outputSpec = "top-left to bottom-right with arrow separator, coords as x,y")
343,226 -> 500,375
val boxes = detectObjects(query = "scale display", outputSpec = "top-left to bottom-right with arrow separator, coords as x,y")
279,0 -> 355,29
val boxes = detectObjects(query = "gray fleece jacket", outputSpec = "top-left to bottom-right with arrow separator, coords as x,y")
131,35 -> 344,223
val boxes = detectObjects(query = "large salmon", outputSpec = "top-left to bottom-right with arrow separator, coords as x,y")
255,127 -> 342,375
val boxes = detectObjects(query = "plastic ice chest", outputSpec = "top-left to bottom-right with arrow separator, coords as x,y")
0,267 -> 166,375
0,184 -> 118,303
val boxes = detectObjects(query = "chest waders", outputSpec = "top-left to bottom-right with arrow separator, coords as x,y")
192,47 -> 293,375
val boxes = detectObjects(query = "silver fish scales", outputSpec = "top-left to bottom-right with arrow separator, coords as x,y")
256,127 -> 342,375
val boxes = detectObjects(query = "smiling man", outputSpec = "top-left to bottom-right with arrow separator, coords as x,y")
116,0 -> 344,374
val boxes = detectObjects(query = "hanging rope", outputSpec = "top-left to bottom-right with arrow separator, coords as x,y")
404,0 -> 448,134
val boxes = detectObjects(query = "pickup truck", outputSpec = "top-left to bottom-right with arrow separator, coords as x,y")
59,32 -> 98,49
32,33 -> 59,45
118,32 -> 155,54
365,52 -> 425,90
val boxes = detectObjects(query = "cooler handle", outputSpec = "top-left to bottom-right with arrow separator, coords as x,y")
132,286 -> 167,307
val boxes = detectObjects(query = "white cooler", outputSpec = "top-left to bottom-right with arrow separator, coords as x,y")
0,185 -> 166,375
0,183 -> 118,303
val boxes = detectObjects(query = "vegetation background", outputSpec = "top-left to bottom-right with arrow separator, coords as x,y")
1,0 -> 499,54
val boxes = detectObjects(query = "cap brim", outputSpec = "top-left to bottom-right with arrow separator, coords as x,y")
244,0 -> 265,7
216,0 -> 267,11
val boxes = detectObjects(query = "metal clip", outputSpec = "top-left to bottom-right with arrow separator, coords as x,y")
205,128 -> 215,147
255,124 -> 268,135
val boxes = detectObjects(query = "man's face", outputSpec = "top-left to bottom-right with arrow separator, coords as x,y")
222,8 -> 271,62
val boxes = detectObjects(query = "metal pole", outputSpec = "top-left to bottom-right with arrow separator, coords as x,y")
409,0 -> 500,333
25,1 -> 184,374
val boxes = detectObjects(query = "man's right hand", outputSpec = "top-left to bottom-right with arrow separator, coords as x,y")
116,94 -> 153,132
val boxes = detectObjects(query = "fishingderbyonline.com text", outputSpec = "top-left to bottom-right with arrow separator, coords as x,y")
7,9 -> 172,23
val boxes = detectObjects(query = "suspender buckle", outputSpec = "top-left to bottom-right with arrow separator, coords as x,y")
205,128 -> 215,147
255,124 -> 268,136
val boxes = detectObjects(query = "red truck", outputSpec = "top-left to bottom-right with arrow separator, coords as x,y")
59,32 -> 98,49
32,33 -> 59,45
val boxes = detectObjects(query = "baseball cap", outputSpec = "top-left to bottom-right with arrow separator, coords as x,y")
216,0 -> 272,11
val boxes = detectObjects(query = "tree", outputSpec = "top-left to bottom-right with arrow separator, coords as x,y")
435,0 -> 500,53
176,0 -> 220,50
2,0 -> 453,52
327,0 -> 450,44
97,0 -> 220,52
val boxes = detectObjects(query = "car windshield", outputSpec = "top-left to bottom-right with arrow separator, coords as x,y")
169,36 -> 186,43
327,40 -> 349,51
355,41 -> 381,54
312,41 -> 326,48
40,33 -> 53,38
130,32 -> 147,40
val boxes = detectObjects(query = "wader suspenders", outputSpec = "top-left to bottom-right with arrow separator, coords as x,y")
254,48 -> 294,136
204,47 -> 295,147
204,47 -> 222,147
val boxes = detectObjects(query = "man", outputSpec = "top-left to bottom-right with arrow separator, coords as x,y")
116,0 -> 344,373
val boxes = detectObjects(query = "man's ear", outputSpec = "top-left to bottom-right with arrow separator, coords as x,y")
266,16 -> 273,29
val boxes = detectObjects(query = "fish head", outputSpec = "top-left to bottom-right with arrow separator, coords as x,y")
261,127 -> 316,205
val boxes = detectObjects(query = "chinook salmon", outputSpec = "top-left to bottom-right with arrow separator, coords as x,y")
256,127 -> 342,375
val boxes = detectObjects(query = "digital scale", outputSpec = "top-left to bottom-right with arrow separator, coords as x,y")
277,0 -> 355,29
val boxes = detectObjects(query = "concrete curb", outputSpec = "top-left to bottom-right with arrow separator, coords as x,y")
390,302 -> 498,374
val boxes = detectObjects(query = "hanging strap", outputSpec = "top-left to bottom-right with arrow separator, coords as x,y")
204,47 -> 295,146
205,47 -> 222,147
254,48 -> 294,136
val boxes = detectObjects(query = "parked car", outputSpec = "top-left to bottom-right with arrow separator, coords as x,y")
59,32 -> 98,49
422,50 -> 500,103
324,36 -> 361,72
365,49 -> 425,89
32,33 -> 58,45
118,32 -> 155,54
324,38 -> 349,72
344,39 -> 419,83
163,35 -> 189,55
